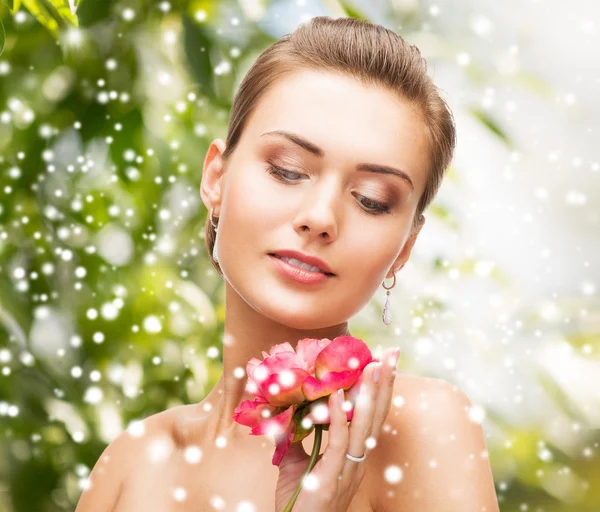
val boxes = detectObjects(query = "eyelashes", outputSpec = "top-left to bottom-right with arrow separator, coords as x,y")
265,164 -> 392,215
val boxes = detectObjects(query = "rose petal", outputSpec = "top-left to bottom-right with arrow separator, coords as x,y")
251,403 -> 295,437
260,351 -> 306,373
232,399 -> 279,429
272,416 -> 297,466
267,342 -> 296,357
295,337 -> 332,374
246,345 -> 301,385
257,367 -> 311,406
314,336 -> 374,379
246,357 -> 264,381
301,368 -> 362,401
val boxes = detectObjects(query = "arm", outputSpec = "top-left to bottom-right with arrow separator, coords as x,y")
74,427 -> 138,512
374,377 -> 500,511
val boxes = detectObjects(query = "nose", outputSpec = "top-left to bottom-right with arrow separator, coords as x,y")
293,179 -> 339,242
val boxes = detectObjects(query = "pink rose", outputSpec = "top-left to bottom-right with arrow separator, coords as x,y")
232,335 -> 378,466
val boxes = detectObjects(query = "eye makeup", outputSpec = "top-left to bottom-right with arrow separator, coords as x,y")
265,161 -> 401,216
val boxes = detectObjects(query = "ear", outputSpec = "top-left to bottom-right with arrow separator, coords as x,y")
200,138 -> 227,215
386,216 -> 426,279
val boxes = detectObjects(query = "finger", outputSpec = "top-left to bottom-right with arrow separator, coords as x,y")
369,347 -> 400,441
307,388 -> 349,493
343,361 -> 381,476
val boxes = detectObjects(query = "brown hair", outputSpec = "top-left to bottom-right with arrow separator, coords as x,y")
205,16 -> 456,276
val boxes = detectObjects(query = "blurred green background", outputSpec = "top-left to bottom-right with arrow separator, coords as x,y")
1,0 -> 598,510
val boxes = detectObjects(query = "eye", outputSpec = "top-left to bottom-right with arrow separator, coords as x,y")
266,164 -> 392,216
266,165 -> 305,182
355,194 -> 391,215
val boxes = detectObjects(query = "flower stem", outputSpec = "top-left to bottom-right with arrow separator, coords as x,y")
282,424 -> 323,512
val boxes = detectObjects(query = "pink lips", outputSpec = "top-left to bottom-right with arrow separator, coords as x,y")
269,250 -> 334,275
269,255 -> 333,285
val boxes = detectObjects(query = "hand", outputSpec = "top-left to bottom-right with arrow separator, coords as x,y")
274,346 -> 401,512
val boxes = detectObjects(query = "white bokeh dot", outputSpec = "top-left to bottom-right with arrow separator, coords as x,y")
184,445 -> 202,464
173,486 -> 187,502
384,464 -> 403,484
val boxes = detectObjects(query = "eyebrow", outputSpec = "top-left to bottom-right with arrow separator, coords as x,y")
261,130 -> 415,192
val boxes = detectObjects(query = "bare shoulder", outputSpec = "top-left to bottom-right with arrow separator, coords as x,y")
370,372 -> 499,512
74,405 -> 188,511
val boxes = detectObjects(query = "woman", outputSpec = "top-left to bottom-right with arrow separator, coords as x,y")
76,16 -> 499,512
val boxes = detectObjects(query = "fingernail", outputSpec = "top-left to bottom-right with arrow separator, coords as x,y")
373,362 -> 383,383
337,388 -> 344,405
386,347 -> 400,368
393,347 -> 401,367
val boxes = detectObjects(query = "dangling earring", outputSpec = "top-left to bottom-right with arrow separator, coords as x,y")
382,273 -> 395,325
382,268 -> 400,325
210,207 -> 219,263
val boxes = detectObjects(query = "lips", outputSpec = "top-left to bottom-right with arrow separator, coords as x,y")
269,254 -> 333,284
268,251 -> 335,276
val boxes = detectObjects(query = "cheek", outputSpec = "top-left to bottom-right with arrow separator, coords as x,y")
227,166 -> 285,218
347,231 -> 397,271
228,168 -> 264,212
227,167 -> 301,243
343,233 -> 402,294
217,167 -> 283,262
337,232 -> 395,287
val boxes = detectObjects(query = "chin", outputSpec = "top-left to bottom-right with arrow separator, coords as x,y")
258,297 -> 337,331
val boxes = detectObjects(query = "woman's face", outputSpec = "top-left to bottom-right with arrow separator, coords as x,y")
201,69 -> 429,330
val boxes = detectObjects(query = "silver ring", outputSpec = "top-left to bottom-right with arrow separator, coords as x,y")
345,452 -> 366,462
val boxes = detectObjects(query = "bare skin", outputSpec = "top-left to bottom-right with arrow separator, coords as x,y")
79,371 -> 419,511
75,69 -> 499,511
108,375 -> 394,511
76,371 -> 499,511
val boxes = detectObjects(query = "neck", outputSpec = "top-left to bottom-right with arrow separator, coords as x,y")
205,281 -> 351,441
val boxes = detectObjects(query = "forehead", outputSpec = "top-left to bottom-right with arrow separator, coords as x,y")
240,69 -> 429,180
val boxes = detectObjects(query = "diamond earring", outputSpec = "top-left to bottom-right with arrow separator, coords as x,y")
382,267 -> 401,325
210,208 -> 219,263
382,274 -> 395,325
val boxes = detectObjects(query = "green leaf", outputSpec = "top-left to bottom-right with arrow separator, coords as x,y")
429,203 -> 459,231
20,0 -> 78,38
0,18 -> 4,57
291,400 -> 326,443
1,0 -> 15,10
533,366 -> 586,420
44,0 -> 79,27
20,0 -> 61,35
515,71 -> 554,99
0,274 -> 31,344
469,106 -> 514,149
75,0 -> 111,27
182,13 -> 217,101
338,0 -> 369,20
